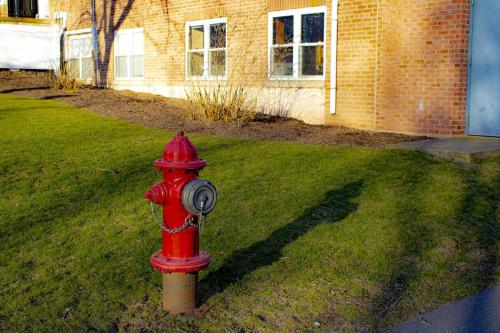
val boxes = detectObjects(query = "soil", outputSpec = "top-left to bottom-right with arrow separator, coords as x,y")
0,70 -> 430,147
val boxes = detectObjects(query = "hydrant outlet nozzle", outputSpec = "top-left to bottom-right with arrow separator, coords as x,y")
144,182 -> 168,205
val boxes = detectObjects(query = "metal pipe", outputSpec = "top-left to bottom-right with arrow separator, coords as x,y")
162,273 -> 198,314
330,0 -> 339,114
91,0 -> 100,86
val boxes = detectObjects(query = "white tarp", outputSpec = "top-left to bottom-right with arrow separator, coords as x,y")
0,23 -> 60,70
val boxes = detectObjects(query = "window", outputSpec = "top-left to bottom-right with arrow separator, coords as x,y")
115,28 -> 144,79
269,7 -> 326,79
65,31 -> 93,81
186,18 -> 227,79
7,0 -> 38,18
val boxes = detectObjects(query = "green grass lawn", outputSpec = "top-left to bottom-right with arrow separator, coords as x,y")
0,93 -> 498,332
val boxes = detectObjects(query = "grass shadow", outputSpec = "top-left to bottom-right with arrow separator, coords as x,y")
200,180 -> 363,302
374,162 -> 499,331
369,161 -> 431,331
456,166 -> 499,310
0,154 -> 154,247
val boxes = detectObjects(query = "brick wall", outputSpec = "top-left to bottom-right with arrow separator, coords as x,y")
326,0 -> 378,129
374,0 -> 470,135
0,3 -> 7,17
47,0 -> 470,135
326,0 -> 470,135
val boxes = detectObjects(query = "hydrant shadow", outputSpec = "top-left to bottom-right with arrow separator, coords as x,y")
199,180 -> 363,302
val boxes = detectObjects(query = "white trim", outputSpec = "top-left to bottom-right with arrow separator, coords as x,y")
114,28 -> 144,80
268,6 -> 327,17
330,0 -> 338,114
185,18 -> 228,80
115,27 -> 144,35
186,17 -> 227,28
268,6 -> 327,81
65,28 -> 92,36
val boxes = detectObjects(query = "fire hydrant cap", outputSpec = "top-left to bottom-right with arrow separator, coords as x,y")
154,131 -> 207,170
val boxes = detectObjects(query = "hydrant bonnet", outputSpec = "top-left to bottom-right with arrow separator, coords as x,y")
154,131 -> 206,170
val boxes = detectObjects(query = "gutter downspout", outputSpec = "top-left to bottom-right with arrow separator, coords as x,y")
91,0 -> 100,86
56,12 -> 67,75
330,0 -> 339,114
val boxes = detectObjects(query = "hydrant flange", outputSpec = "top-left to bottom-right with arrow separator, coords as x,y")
151,250 -> 211,273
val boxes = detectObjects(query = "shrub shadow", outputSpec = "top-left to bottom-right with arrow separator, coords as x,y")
41,95 -> 76,100
0,87 -> 50,93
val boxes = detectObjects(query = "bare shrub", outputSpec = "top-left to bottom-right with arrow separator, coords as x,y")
258,83 -> 303,120
183,9 -> 271,125
185,82 -> 257,125
43,62 -> 82,91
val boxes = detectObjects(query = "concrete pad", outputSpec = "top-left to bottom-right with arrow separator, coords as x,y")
392,285 -> 500,333
389,137 -> 500,163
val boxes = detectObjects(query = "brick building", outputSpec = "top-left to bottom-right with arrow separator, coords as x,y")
1,1 -> 498,137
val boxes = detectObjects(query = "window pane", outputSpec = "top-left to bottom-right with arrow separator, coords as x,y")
68,59 -> 79,78
300,45 -> 323,76
70,39 -> 81,58
273,16 -> 293,45
210,23 -> 226,48
209,50 -> 225,76
82,36 -> 92,58
116,55 -> 128,77
82,58 -> 93,80
271,47 -> 293,76
117,33 -> 131,55
188,51 -> 204,77
189,25 -> 204,50
132,32 -> 144,55
301,13 -> 324,43
131,55 -> 143,77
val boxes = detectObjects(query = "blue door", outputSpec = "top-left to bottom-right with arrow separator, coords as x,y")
468,0 -> 500,137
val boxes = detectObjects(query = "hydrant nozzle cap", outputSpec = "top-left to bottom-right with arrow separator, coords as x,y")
144,189 -> 153,200
154,131 -> 206,170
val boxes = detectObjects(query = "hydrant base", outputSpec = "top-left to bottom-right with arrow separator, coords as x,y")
151,250 -> 211,273
163,272 -> 198,314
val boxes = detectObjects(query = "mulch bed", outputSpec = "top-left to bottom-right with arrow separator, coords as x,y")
0,70 -> 429,147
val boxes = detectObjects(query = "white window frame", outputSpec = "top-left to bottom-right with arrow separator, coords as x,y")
114,28 -> 144,80
65,29 -> 93,81
185,18 -> 227,80
268,6 -> 327,80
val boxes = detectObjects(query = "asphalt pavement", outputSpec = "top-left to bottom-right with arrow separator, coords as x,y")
393,285 -> 500,333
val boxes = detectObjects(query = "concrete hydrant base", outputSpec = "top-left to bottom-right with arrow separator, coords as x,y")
162,272 -> 198,314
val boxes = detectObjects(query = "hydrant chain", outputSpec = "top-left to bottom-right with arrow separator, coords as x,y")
150,192 -> 199,234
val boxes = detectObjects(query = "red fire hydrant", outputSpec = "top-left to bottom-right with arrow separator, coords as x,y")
144,131 -> 217,314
